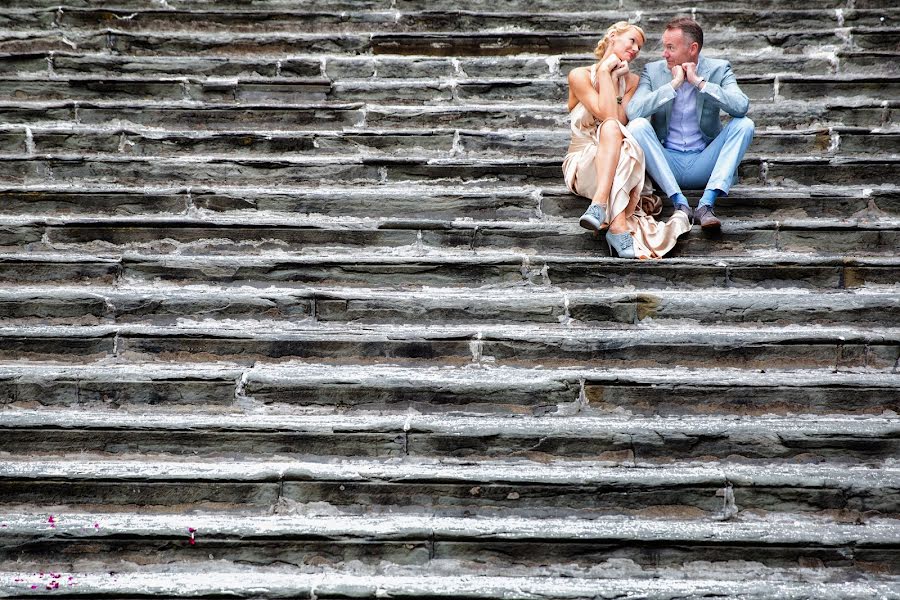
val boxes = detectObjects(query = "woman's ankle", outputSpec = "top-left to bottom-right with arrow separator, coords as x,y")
608,220 -> 629,234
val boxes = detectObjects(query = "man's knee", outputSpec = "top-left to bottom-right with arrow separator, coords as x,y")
627,117 -> 652,136
731,116 -> 755,135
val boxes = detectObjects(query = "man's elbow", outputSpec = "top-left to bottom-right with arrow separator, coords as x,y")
625,103 -> 641,120
731,96 -> 750,118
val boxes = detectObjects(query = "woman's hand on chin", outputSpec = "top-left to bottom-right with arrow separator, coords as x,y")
599,54 -> 622,73
611,60 -> 630,80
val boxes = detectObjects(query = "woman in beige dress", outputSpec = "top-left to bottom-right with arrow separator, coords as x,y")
563,22 -> 691,258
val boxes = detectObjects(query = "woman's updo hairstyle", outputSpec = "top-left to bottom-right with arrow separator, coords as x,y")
594,21 -> 645,59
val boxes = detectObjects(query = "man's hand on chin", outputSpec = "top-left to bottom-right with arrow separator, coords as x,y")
670,65 -> 685,90
682,62 -> 704,88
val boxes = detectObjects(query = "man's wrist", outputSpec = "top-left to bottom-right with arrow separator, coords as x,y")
695,77 -> 705,89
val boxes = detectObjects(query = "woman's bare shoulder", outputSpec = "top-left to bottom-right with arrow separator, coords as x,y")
568,65 -> 594,80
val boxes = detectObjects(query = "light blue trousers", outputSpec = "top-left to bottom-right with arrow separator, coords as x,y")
627,116 -> 755,202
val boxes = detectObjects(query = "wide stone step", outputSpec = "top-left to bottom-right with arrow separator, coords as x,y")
6,8 -> 895,34
0,570 -> 896,599
1,321 -> 896,370
0,512 -> 897,582
3,74 -> 898,105
2,363 -> 896,416
2,214 -> 897,257
1,507 -> 898,595
3,408 -> 897,464
5,28 -> 889,57
6,50 -> 896,80
1,456 -> 898,517
2,285 -> 897,326
0,184 -> 897,221
3,125 -> 896,159
1,252 -> 895,290
2,0 -> 894,9
2,99 -> 894,131
2,154 -> 897,188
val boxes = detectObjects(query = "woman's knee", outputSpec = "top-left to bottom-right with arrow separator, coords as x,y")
599,119 -> 623,141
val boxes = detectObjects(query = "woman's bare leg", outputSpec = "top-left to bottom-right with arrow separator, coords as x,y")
608,188 -> 641,234
593,120 -> 640,235
590,120 -> 623,216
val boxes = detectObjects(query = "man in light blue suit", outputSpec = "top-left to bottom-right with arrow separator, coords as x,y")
626,17 -> 754,230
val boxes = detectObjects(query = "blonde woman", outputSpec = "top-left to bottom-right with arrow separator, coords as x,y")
563,22 -> 690,259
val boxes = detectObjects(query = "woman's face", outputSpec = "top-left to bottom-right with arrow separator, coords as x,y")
610,27 -> 643,62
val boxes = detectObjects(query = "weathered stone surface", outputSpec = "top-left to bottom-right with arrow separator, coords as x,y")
0,1 -> 898,594
0,188 -> 189,216
0,254 -> 120,284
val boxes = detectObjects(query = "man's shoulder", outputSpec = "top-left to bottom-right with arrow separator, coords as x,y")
701,57 -> 733,74
642,59 -> 668,74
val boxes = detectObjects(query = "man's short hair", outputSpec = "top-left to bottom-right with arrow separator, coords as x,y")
665,16 -> 703,51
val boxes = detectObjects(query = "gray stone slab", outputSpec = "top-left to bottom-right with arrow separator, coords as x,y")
52,54 -> 282,78
0,254 -> 120,284
0,570 -> 896,599
73,103 -> 366,130
0,188 -> 189,216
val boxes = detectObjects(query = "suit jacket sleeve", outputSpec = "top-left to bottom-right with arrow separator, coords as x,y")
625,65 -> 676,121
699,61 -> 749,117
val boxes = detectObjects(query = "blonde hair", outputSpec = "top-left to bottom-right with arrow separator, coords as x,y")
594,21 -> 645,59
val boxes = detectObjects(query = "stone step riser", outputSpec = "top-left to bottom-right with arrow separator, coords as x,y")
5,29 -> 888,57
2,0 -> 893,9
2,539 -> 896,582
2,333 -> 896,371
2,428 -> 896,463
5,52 -> 896,80
3,378 -> 896,417
5,9 -> 896,34
0,479 -> 893,517
3,157 -> 897,188
1,256 -> 894,290
2,103 -> 893,131
2,129 -> 895,159
2,290 -> 896,327
3,224 -> 897,258
2,77 -> 898,105
1,188 -> 897,221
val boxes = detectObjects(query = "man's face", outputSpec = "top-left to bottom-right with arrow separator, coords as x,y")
661,28 -> 696,68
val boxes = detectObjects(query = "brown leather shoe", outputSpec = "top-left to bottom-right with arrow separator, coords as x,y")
695,205 -> 721,230
675,203 -> 693,223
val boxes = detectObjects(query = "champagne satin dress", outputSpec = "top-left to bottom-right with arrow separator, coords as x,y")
562,64 -> 691,259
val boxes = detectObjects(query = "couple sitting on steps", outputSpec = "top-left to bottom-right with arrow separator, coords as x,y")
563,17 -> 755,259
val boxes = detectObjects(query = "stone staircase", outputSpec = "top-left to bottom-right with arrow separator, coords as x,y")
0,0 -> 898,597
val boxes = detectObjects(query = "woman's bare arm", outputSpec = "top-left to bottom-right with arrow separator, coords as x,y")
567,58 -> 620,122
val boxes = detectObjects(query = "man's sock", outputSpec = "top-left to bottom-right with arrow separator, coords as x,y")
699,189 -> 722,208
670,192 -> 689,208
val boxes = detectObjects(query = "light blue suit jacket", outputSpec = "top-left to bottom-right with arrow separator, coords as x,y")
625,56 -> 750,145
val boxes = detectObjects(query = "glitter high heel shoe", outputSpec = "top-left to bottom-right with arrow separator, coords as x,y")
605,230 -> 635,259
578,203 -> 607,234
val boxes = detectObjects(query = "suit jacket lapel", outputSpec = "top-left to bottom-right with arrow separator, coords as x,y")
658,63 -> 674,133
695,55 -> 709,123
